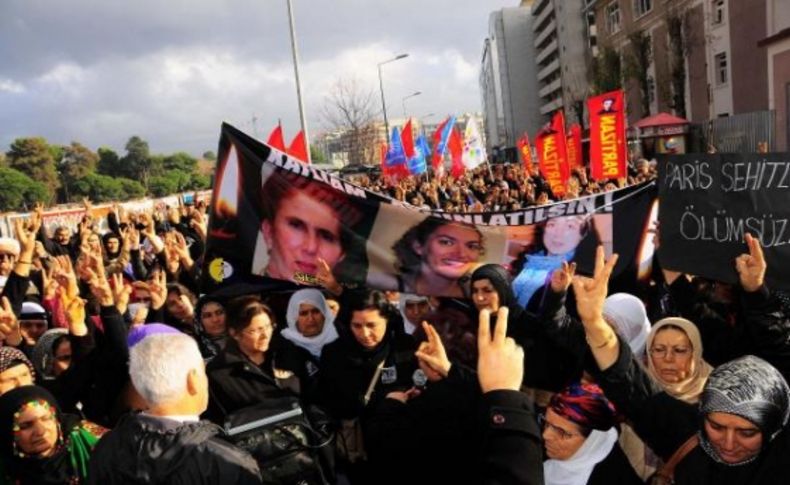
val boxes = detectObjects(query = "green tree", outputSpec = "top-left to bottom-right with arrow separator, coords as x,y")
97,146 -> 123,177
118,178 -> 146,199
202,150 -> 216,161
188,173 -> 211,190
0,167 -> 49,211
310,144 -> 327,163
121,136 -> 155,187
147,174 -> 179,197
163,152 -> 197,173
70,173 -> 124,202
60,142 -> 99,202
625,30 -> 652,117
6,137 -> 60,203
592,46 -> 622,94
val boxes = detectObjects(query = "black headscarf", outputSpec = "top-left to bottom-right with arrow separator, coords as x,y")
470,264 -> 531,341
0,385 -> 101,484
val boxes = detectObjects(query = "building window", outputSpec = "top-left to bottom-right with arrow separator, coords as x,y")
606,2 -> 621,33
633,0 -> 652,18
715,52 -> 728,85
712,0 -> 725,25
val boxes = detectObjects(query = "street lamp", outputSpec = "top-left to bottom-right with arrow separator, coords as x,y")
402,91 -> 421,118
419,112 -> 435,137
378,53 -> 409,149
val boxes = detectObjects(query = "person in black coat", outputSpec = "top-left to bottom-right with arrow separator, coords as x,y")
205,295 -> 297,422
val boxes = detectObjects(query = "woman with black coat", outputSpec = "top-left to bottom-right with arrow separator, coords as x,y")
318,290 -> 417,420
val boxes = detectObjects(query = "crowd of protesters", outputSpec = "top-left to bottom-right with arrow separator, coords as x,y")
346,158 -> 658,212
0,154 -> 788,485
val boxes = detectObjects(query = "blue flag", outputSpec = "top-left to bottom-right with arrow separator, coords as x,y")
408,134 -> 430,174
386,127 -> 407,169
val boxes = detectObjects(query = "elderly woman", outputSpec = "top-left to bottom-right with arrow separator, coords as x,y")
397,294 -> 431,335
0,385 -> 106,484
205,296 -> 295,421
0,347 -> 35,396
575,238 -> 790,483
541,383 -> 641,484
275,289 -> 339,401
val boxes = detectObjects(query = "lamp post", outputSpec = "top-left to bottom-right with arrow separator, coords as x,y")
401,91 -> 421,118
378,53 -> 409,149
286,0 -> 311,162
419,112 -> 435,137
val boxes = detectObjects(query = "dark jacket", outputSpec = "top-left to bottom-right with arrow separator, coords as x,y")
587,444 -> 643,485
205,341 -> 297,424
271,336 -> 322,404
318,331 -> 417,420
88,413 -> 262,484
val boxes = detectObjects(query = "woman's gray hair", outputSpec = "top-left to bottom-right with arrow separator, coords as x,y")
129,333 -> 204,406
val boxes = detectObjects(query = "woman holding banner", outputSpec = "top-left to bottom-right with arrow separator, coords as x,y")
254,168 -> 363,286
389,218 -> 485,298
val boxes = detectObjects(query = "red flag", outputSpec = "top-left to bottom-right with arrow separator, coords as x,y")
516,133 -> 534,173
286,130 -> 309,163
448,127 -> 465,178
401,119 -> 415,160
431,116 -> 452,172
535,111 -> 570,198
266,125 -> 286,152
566,123 -> 582,170
588,90 -> 627,180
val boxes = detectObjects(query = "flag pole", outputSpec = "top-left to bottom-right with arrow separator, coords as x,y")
286,0 -> 311,163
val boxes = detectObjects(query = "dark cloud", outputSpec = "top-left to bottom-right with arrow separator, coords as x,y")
0,0 -> 506,155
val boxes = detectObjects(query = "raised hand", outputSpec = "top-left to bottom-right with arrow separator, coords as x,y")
735,233 -> 766,292
414,321 -> 451,382
65,297 -> 88,337
477,307 -> 523,393
571,246 -> 618,325
550,261 -> 576,293
110,273 -> 132,315
0,297 -> 21,346
316,257 -> 342,295
85,267 -> 113,307
53,255 -> 79,300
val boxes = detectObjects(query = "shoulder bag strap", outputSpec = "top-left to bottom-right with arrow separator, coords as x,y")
362,360 -> 386,406
654,434 -> 699,483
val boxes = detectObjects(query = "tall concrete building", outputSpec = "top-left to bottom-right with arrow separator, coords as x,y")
532,0 -> 591,123
480,5 -> 543,156
760,0 -> 790,150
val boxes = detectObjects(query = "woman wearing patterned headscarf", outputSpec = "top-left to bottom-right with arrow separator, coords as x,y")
540,383 -> 641,485
0,347 -> 35,396
0,385 -> 106,484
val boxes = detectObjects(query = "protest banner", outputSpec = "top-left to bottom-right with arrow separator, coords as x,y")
658,153 -> 790,289
201,123 -> 658,299
535,111 -> 570,198
589,90 -> 627,180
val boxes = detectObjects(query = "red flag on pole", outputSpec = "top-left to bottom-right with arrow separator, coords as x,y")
535,111 -> 570,198
286,130 -> 309,163
448,127 -> 465,179
588,90 -> 627,180
566,123 -> 582,171
516,133 -> 534,174
401,119 -> 415,160
266,125 -> 287,152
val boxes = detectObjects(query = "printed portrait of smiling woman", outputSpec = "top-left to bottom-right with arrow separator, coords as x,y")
386,218 -> 485,298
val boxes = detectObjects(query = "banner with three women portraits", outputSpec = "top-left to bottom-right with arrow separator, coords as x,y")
200,123 -> 658,301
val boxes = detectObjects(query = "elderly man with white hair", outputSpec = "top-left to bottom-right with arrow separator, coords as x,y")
88,324 -> 262,484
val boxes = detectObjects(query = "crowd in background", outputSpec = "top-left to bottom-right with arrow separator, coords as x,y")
0,157 -> 788,485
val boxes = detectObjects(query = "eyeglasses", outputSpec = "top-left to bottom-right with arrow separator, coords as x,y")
242,325 -> 273,337
649,346 -> 691,359
537,414 -> 583,440
0,254 -> 15,261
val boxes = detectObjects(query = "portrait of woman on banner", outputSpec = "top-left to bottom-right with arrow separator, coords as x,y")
251,165 -> 365,286
511,214 -> 600,309
368,217 -> 487,298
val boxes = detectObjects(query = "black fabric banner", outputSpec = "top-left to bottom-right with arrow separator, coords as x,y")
201,123 -> 658,297
658,153 -> 790,289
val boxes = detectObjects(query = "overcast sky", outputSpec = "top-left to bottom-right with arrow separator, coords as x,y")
0,0 -> 512,157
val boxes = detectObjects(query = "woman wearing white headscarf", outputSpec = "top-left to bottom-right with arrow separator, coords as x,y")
602,293 -> 651,359
397,294 -> 431,335
275,289 -> 339,401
